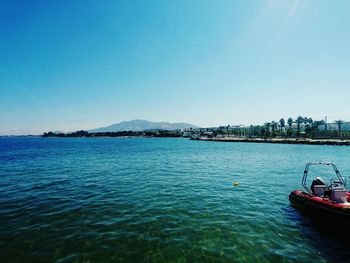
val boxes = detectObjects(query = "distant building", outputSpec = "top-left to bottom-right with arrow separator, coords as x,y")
318,122 -> 350,131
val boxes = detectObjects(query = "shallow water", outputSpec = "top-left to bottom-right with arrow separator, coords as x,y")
1,137 -> 350,262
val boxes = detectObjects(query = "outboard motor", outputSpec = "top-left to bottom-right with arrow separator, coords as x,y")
311,177 -> 327,196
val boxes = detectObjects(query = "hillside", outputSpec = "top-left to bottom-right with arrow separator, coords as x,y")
89,119 -> 198,132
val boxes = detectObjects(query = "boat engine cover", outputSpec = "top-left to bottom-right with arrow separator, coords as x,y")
311,177 -> 326,194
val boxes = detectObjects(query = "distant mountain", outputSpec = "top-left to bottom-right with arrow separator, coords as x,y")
89,119 -> 198,132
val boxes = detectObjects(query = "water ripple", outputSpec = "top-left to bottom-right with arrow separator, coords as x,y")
1,137 -> 350,262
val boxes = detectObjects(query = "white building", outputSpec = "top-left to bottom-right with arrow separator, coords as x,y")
318,122 -> 350,131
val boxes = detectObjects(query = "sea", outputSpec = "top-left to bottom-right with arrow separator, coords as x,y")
1,137 -> 350,262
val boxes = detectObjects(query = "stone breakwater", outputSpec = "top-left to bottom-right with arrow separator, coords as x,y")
192,137 -> 350,146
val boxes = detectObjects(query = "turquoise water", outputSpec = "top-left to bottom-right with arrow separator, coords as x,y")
1,137 -> 350,262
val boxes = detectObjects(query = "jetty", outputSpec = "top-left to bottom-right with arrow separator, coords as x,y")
191,137 -> 350,146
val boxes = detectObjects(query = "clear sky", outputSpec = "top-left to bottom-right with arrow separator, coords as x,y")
1,0 -> 350,135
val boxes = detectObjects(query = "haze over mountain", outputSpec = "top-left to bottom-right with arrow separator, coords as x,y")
89,120 -> 198,132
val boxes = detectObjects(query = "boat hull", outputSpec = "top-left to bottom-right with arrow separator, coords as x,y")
289,190 -> 350,226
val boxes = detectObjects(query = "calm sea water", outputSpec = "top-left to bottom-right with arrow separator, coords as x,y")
1,137 -> 350,262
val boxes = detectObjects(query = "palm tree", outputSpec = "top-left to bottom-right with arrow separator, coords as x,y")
295,116 -> 304,135
271,121 -> 278,136
287,117 -> 293,130
334,119 -> 345,133
226,125 -> 230,136
279,118 -> 285,132
264,122 -> 271,137
249,125 -> 253,136
260,126 -> 266,136
303,117 -> 309,125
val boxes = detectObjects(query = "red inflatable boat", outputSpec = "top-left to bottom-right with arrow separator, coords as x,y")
289,162 -> 350,225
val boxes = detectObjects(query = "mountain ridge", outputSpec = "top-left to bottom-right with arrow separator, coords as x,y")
89,119 -> 198,132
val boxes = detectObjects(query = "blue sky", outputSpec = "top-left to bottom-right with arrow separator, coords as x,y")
1,0 -> 350,134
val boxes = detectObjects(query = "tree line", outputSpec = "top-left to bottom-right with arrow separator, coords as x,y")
42,130 -> 183,138
216,117 -> 347,138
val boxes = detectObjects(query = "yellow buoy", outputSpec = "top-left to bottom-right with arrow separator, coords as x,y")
233,181 -> 238,187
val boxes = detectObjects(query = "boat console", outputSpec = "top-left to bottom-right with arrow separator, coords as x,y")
328,180 -> 348,203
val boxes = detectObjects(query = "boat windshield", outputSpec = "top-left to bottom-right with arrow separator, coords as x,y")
302,162 -> 346,195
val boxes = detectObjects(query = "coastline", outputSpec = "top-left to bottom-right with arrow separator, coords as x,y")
191,137 -> 350,146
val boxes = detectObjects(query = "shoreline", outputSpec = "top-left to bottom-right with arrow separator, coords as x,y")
191,137 -> 350,146
3,135 -> 350,146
